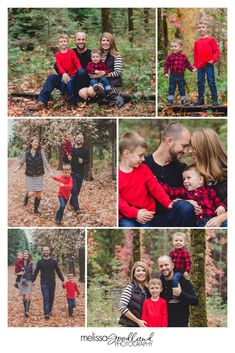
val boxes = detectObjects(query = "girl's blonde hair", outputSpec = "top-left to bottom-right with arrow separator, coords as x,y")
191,128 -> 227,183
100,32 -> 119,57
131,261 -> 150,286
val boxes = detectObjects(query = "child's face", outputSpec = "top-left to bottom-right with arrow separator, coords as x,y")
172,235 -> 185,249
198,24 -> 208,37
125,146 -> 146,168
149,284 -> 162,298
171,43 -> 181,54
91,53 -> 102,64
183,169 -> 204,191
66,134 -> 72,142
68,276 -> 74,282
59,37 -> 69,50
18,252 -> 23,259
63,169 -> 71,178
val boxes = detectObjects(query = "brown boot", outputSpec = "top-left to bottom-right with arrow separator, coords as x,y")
30,101 -> 46,111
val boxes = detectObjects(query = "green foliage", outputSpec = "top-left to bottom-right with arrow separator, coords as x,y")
207,292 -> 227,326
8,229 -> 30,265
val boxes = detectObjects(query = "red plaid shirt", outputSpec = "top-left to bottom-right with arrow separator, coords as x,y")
164,52 -> 194,74
86,60 -> 110,74
169,247 -> 191,273
61,139 -> 72,157
161,183 -> 225,221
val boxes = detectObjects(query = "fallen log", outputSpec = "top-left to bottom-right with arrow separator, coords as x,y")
158,104 -> 227,115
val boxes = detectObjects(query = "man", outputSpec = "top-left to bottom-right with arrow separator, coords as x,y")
69,133 -> 89,213
33,31 -> 91,110
33,247 -> 64,319
158,255 -> 199,327
145,123 -> 199,226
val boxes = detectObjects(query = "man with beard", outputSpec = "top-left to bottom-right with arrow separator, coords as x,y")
32,31 -> 91,110
33,247 -> 64,319
157,255 -> 198,327
144,123 -> 198,226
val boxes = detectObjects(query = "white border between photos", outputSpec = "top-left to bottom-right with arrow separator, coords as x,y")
0,0 -> 234,352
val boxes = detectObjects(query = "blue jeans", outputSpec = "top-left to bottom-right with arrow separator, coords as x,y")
153,200 -> 196,227
67,298 -> 76,310
70,173 -> 84,211
55,196 -> 68,222
41,282 -> 56,315
38,69 -> 88,106
172,271 -> 183,288
119,217 -> 153,228
197,64 -> 218,101
168,73 -> 186,100
90,77 -> 111,91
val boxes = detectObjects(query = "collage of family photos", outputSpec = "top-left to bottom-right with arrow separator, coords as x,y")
7,7 -> 227,330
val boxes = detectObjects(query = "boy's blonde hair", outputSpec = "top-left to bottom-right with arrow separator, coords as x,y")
149,278 -> 162,287
171,38 -> 183,47
67,273 -> 74,279
58,34 -> 69,42
198,20 -> 209,27
172,232 -> 187,242
91,49 -> 102,57
62,164 -> 71,171
119,132 -> 147,155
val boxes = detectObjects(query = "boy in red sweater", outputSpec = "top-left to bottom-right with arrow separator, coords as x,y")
141,278 -> 168,327
193,21 -> 220,106
51,164 -> 73,225
118,131 -> 173,227
55,34 -> 82,107
63,273 -> 81,317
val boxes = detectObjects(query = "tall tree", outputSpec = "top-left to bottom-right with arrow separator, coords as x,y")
128,8 -> 134,43
101,9 -> 113,33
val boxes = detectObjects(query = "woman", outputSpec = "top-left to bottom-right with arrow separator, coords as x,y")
118,261 -> 150,327
190,128 -> 227,227
15,137 -> 52,214
17,251 -> 33,317
79,32 -> 123,105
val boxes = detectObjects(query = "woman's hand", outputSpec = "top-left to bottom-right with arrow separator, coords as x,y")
205,213 -> 227,227
216,205 -> 226,215
137,319 -> 147,327
136,209 -> 154,223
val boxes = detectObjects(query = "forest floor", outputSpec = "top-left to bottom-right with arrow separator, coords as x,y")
8,158 -> 116,227
8,266 -> 85,327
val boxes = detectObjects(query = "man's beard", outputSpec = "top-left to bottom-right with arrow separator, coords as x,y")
76,44 -> 85,51
169,147 -> 180,161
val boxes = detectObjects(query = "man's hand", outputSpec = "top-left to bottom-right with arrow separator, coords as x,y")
183,271 -> 189,279
68,154 -> 72,161
172,284 -> 182,297
136,209 -> 155,224
164,73 -> 169,79
186,200 -> 202,215
78,158 -> 83,164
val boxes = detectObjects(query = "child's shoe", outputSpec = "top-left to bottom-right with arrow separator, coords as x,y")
212,99 -> 219,106
181,98 -> 190,106
166,99 -> 173,106
193,98 -> 205,106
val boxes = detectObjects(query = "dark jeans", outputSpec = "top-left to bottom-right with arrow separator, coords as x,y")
41,282 -> 56,315
90,77 -> 111,90
60,74 -> 76,98
55,196 -> 68,222
153,200 -> 196,227
168,72 -> 186,100
70,172 -> 84,211
67,298 -> 76,310
197,64 -> 218,100
172,271 -> 183,288
119,218 -> 153,228
38,69 -> 89,106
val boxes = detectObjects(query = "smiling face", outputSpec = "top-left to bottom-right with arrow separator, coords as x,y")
133,266 -> 147,283
23,251 -> 29,261
183,168 -> 204,191
91,52 -> 102,64
59,37 -> 69,51
171,42 -> 181,54
198,23 -> 209,37
168,129 -> 191,161
75,32 -> 87,51
43,247 -> 50,258
172,234 -> 185,249
149,283 -> 162,299
101,36 -> 111,51
76,134 -> 84,145
30,139 -> 39,150
158,256 -> 174,279
125,146 -> 146,168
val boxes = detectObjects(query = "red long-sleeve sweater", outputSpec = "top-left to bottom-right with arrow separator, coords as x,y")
55,49 -> 82,75
194,37 -> 220,69
141,297 -> 168,327
118,163 -> 172,219
53,175 -> 73,200
63,281 -> 80,299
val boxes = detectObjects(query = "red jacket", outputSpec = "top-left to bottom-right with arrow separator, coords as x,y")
63,281 -> 81,299
141,297 -> 168,327
194,37 -> 220,69
53,175 -> 73,200
119,163 -> 172,219
55,49 -> 82,75
86,60 -> 110,74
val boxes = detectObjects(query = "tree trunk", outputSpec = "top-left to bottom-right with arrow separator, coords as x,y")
128,8 -> 134,43
68,257 -> 75,275
132,229 -> 141,264
79,246 -> 85,283
144,8 -> 150,32
84,136 -> 94,181
189,229 -> 208,327
58,144 -> 63,170
101,8 -> 113,33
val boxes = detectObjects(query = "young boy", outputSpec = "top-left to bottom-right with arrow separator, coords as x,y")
193,21 -> 220,106
55,34 -> 82,107
61,133 -> 73,164
118,131 -> 173,227
160,164 -> 226,226
141,279 -> 168,327
169,232 -> 191,303
51,164 -> 73,225
14,251 -> 24,288
63,273 -> 81,317
164,38 -> 196,106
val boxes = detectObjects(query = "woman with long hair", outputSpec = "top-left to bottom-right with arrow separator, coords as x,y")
190,127 -> 227,227
17,250 -> 33,317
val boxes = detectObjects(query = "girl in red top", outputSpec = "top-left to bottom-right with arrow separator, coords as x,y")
51,164 -> 73,225
55,34 -> 82,107
14,251 -> 24,288
63,273 -> 81,317
193,21 -> 220,106
141,279 -> 168,327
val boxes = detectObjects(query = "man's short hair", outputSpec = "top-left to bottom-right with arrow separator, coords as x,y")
157,255 -> 173,264
161,123 -> 188,141
149,278 -> 162,287
119,131 -> 147,155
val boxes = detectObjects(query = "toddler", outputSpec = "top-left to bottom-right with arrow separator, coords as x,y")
63,273 -> 81,317
14,251 -> 24,288
141,278 -> 168,327
61,133 -> 73,164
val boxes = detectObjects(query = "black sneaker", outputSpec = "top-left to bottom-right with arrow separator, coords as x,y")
212,100 -> 219,106
93,84 -> 105,96
166,100 -> 173,106
194,98 -> 205,106
45,314 -> 50,320
55,219 -> 61,225
14,283 -> 19,289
